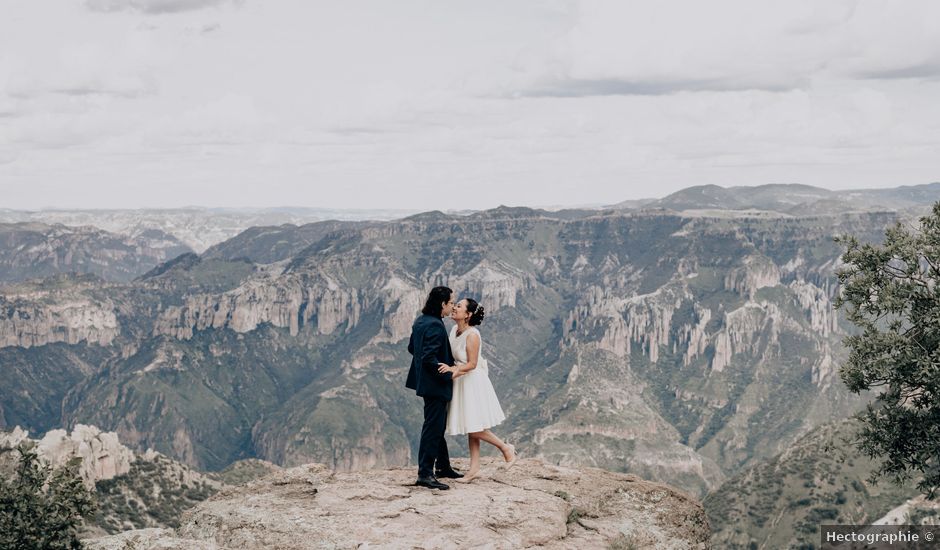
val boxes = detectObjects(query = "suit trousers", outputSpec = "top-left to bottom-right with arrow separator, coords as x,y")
418,396 -> 452,478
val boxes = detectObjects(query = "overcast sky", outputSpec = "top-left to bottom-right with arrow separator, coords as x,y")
1,1 -> 939,210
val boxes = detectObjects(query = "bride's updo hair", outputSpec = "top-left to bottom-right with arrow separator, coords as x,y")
466,298 -> 485,327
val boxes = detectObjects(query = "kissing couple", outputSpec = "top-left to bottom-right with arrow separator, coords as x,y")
406,286 -> 518,490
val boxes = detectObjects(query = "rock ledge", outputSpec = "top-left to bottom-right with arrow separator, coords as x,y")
86,458 -> 709,549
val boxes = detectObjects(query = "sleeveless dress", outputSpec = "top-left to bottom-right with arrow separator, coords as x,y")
445,326 -> 506,435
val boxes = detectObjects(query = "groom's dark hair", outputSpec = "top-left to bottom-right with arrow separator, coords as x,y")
422,286 -> 453,317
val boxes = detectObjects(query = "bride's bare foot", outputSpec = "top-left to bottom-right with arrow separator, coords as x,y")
456,470 -> 480,483
502,444 -> 518,470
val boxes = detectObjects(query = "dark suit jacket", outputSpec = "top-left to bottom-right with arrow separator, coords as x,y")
406,314 -> 454,400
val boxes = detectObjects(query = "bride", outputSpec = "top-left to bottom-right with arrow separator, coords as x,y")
437,298 -> 518,482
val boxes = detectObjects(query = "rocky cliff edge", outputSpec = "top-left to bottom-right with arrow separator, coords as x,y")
85,458 -> 709,549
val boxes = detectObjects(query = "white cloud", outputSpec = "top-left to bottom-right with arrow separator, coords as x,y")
85,0 -> 241,15
521,0 -> 940,96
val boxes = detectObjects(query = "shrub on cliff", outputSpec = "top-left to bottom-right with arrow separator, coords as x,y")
0,442 -> 96,549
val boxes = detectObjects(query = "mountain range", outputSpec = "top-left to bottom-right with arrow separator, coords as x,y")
5,182 -> 937,256
3,182 -> 940,546
0,222 -> 191,283
0,207 -> 417,254
612,182 -> 940,216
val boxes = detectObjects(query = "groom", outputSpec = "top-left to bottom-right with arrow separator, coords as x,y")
406,286 -> 463,489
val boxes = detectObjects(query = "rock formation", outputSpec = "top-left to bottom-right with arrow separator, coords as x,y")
0,425 -> 266,535
0,291 -> 119,349
0,424 -> 133,488
86,458 -> 710,549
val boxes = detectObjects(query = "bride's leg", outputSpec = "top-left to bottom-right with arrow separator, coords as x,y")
458,434 -> 480,483
472,430 -> 514,461
467,434 -> 481,477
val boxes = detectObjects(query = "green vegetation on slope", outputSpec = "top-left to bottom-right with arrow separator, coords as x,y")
704,420 -> 918,549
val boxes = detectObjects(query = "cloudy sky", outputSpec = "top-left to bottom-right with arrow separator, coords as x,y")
1,0 -> 939,210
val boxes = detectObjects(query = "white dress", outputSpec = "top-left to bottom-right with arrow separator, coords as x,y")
446,326 -> 506,435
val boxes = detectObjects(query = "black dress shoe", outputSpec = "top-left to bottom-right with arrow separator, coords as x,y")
415,476 -> 450,490
435,468 -> 464,479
